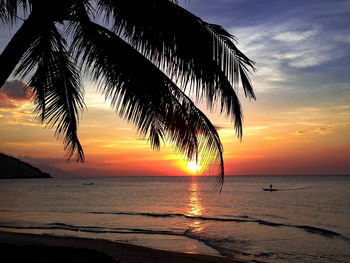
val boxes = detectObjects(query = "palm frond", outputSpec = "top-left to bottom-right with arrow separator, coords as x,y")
70,16 -> 224,178
206,23 -> 256,99
96,0 -> 254,133
15,21 -> 85,161
169,87 -> 225,186
0,0 -> 30,25
0,0 -> 256,181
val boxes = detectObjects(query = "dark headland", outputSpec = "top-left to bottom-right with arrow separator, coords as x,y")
0,153 -> 51,179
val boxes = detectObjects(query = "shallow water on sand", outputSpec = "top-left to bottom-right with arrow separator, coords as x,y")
0,175 -> 349,262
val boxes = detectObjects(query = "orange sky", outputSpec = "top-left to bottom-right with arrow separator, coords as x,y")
0,79 -> 349,177
1,1 -> 350,177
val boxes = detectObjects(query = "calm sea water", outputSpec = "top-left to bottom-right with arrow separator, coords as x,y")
0,175 -> 349,263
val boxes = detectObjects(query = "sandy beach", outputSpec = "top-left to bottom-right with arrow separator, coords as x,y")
0,231 -> 246,263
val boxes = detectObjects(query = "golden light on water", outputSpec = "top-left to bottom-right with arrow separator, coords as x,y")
186,179 -> 204,233
188,182 -> 202,216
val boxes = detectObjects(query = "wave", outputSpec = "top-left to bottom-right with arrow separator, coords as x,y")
296,225 -> 344,238
1,218 -> 349,259
88,211 -> 250,222
2,216 -> 346,243
87,211 -> 350,241
0,222 -> 179,236
1,210 -> 349,257
0,221 -> 225,255
0,221 -> 250,257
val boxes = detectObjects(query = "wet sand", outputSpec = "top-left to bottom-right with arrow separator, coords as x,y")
0,231 -> 246,263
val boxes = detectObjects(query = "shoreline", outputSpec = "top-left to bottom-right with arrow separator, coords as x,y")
0,231 -> 247,263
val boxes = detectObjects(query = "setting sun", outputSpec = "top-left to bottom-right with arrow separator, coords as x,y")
187,160 -> 201,173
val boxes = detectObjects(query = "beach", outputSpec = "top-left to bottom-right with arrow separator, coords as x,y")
0,231 -> 244,263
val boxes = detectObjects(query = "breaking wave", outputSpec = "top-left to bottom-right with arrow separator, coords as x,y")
86,211 -> 349,241
1,210 -> 347,244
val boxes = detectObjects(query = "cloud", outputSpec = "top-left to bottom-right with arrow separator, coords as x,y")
0,80 -> 33,110
228,1 -> 350,94
0,103 -> 39,126
0,80 -> 37,126
295,130 -> 308,135
334,34 -> 350,44
214,125 -> 224,131
0,96 -> 19,110
314,127 -> 330,135
0,80 -> 32,101
332,105 -> 350,110
295,124 -> 349,136
263,136 -> 279,141
272,30 -> 317,42
234,25 -> 336,73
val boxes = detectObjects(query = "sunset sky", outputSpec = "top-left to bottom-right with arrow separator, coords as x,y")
0,0 -> 349,177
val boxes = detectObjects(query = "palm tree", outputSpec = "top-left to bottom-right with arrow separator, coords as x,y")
0,0 -> 255,184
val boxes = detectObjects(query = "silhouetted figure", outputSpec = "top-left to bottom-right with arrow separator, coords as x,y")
270,184 -> 273,190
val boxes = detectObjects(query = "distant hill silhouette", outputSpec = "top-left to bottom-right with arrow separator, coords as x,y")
0,153 -> 51,179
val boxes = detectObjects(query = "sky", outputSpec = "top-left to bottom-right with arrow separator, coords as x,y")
0,0 -> 349,177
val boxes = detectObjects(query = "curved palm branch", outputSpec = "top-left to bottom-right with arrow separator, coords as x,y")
97,0 -> 255,105
70,16 -> 224,181
0,0 -> 256,182
15,21 -> 85,161
0,0 -> 29,24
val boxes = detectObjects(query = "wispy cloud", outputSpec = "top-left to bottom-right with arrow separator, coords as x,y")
226,1 -> 350,94
295,130 -> 309,135
0,80 -> 32,110
263,136 -> 280,141
233,24 -> 343,88
295,123 -> 350,136
0,80 -> 38,127
272,30 -> 317,42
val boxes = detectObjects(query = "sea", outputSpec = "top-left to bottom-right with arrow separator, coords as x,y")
0,175 -> 349,263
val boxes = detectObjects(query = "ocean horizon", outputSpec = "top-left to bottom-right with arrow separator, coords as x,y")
1,175 -> 349,262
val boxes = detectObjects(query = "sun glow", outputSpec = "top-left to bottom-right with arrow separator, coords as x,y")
187,160 -> 201,173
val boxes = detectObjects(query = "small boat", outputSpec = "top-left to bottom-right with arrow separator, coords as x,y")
263,188 -> 278,191
83,182 -> 94,185
263,184 -> 278,191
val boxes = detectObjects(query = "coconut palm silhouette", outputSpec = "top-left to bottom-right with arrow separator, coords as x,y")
0,0 -> 255,183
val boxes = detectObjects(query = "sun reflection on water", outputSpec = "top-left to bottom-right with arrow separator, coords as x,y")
186,179 -> 204,233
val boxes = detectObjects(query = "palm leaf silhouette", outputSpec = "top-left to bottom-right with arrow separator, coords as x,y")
0,0 -> 255,182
